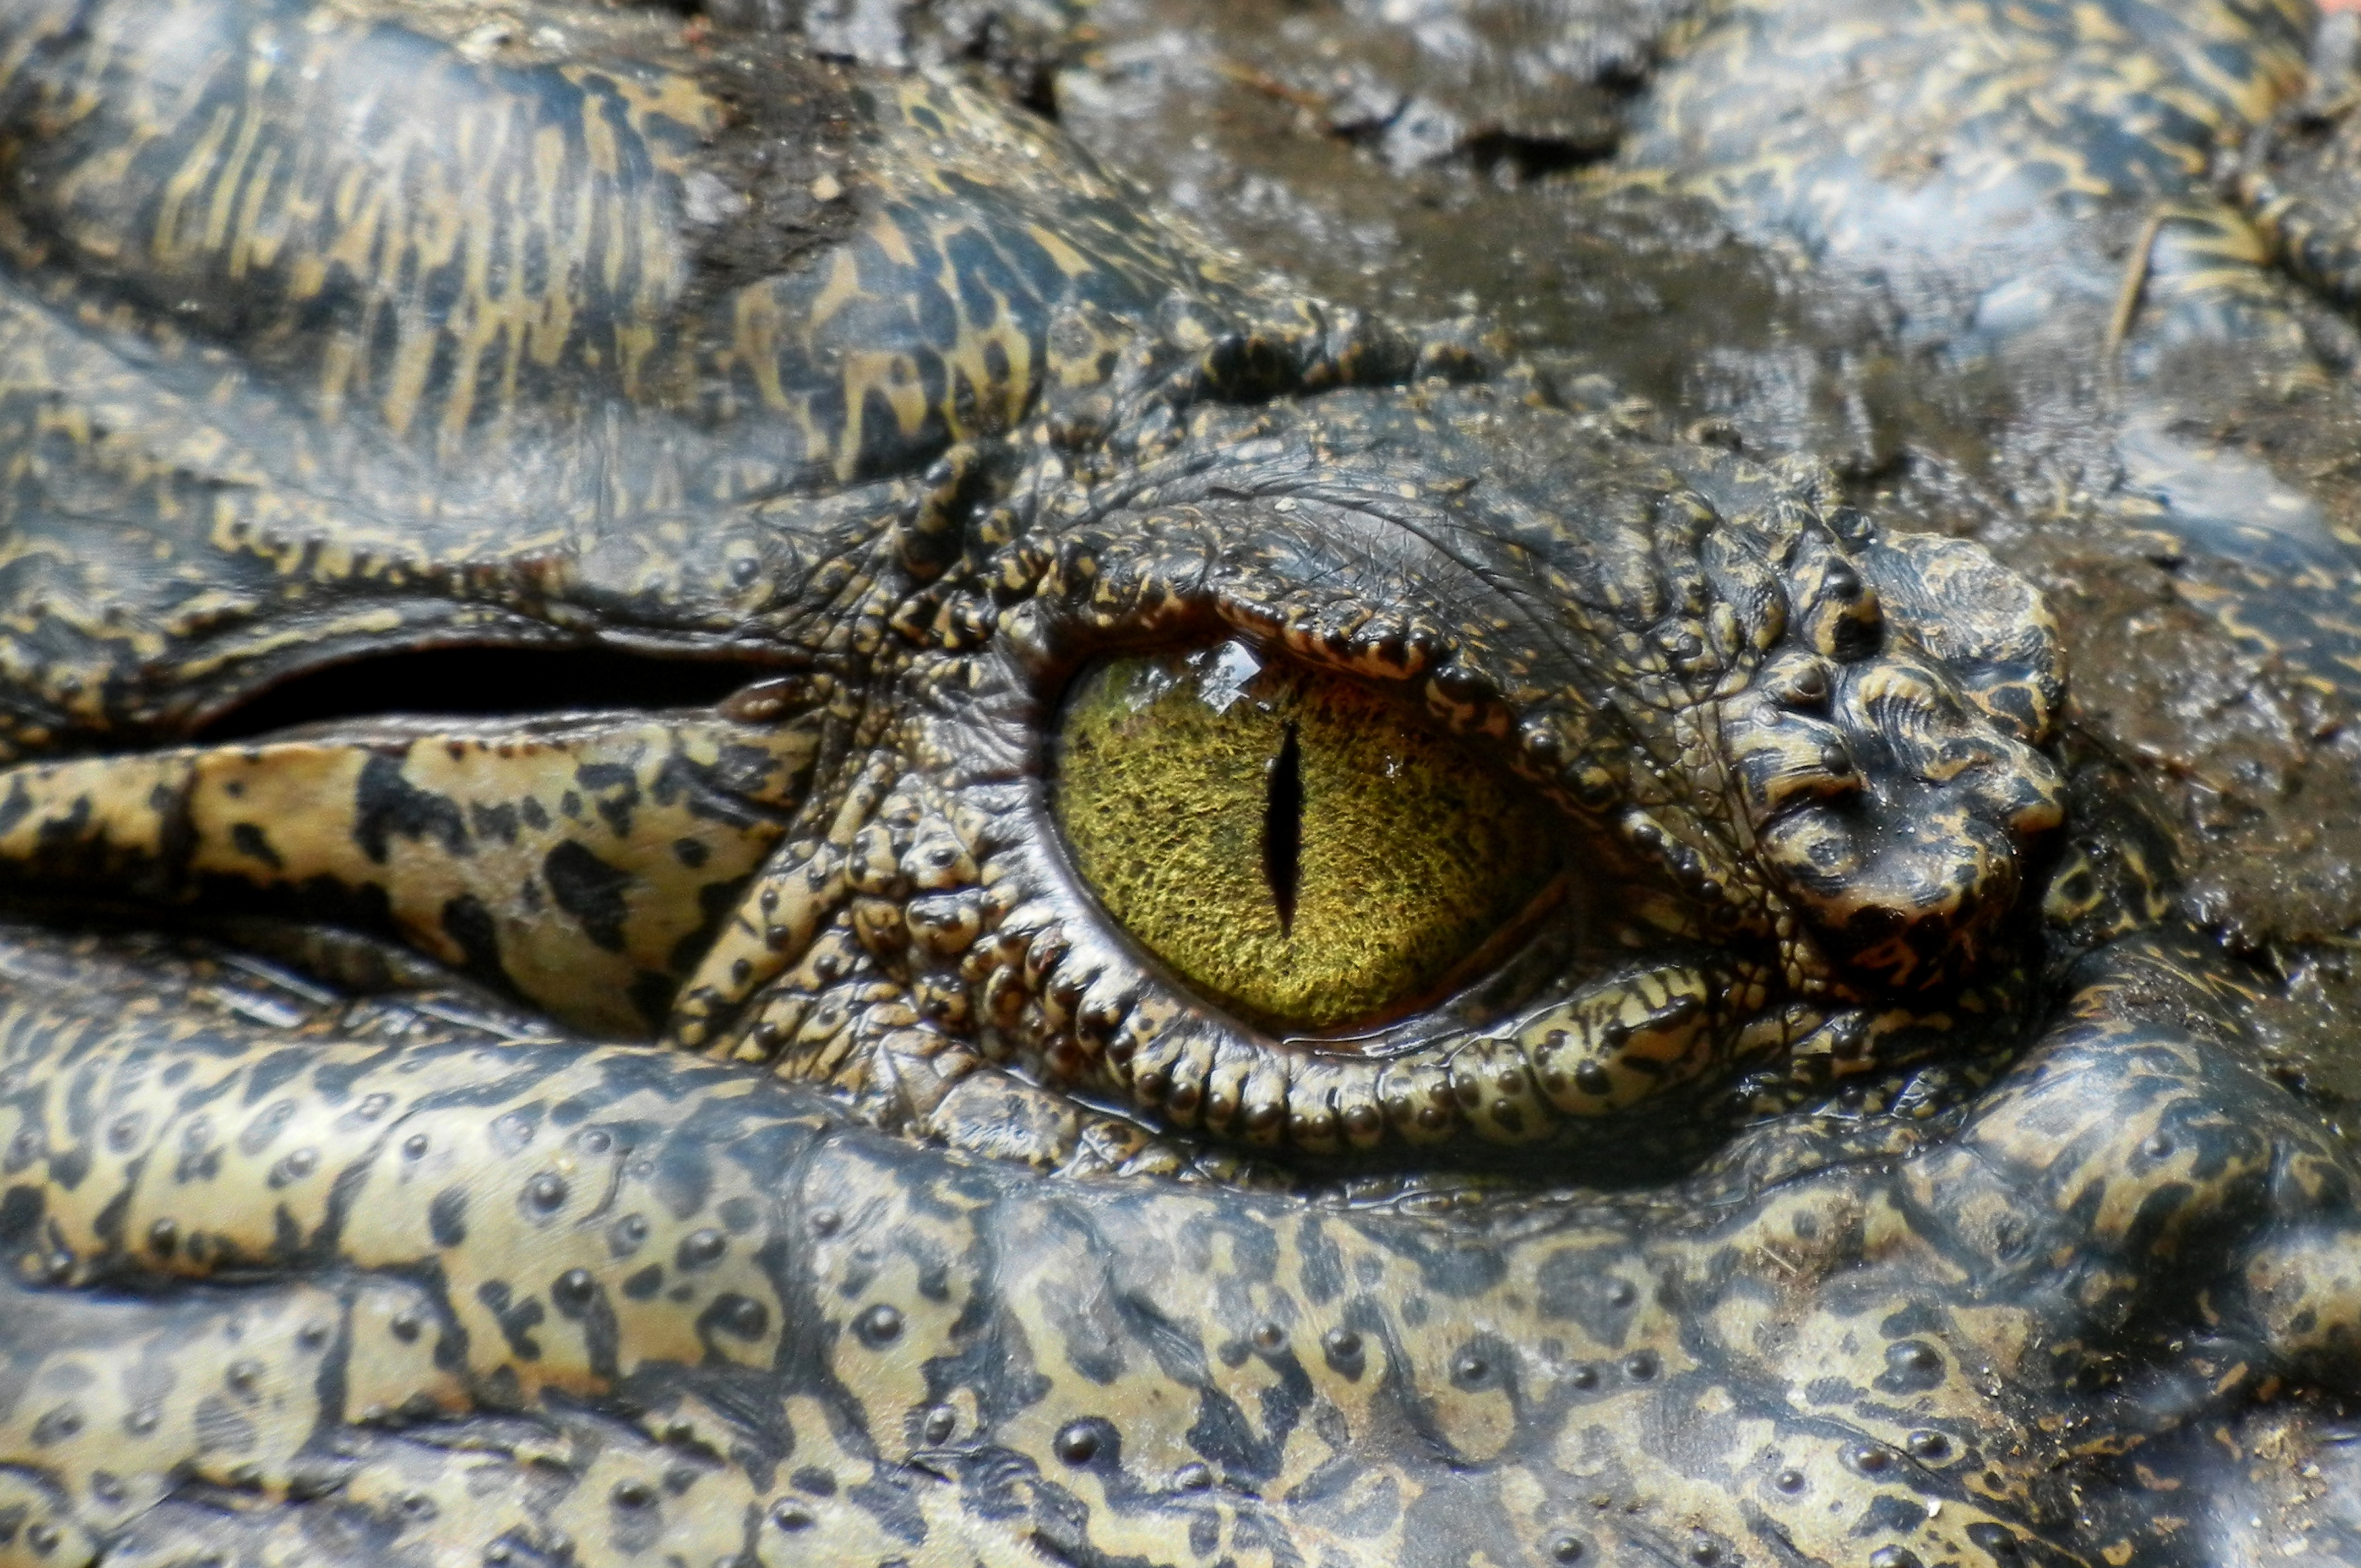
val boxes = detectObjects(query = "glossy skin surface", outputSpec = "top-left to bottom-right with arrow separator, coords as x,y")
0,2 -> 2355,1566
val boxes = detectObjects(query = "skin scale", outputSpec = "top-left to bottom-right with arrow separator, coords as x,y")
0,3 -> 2354,1567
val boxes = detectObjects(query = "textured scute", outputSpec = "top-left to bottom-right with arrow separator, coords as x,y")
0,924 -> 2352,1568
1618,0 -> 2313,292
2234,12 -> 2361,313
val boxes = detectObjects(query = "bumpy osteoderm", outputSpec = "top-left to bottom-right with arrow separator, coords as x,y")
0,925 -> 2355,1568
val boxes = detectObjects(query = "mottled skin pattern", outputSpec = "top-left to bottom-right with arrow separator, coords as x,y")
2238,9 -> 2361,318
0,707 -> 820,1033
0,2 -> 2353,1568
1614,0 -> 2361,693
0,915 -> 2353,1568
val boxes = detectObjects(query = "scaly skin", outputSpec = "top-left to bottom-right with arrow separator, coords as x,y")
0,1 -> 2353,1566
0,709 -> 820,1034
1610,0 -> 2361,690
0,921 -> 2356,1568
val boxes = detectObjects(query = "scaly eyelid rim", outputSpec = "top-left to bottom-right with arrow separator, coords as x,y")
989,514 -> 1642,836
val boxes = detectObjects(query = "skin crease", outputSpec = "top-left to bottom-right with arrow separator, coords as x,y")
0,3 -> 2353,1568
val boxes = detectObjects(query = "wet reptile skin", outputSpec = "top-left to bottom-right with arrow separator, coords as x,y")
0,0 -> 2357,1565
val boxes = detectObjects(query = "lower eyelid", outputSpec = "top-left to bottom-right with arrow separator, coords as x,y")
1464,960 -> 1770,1140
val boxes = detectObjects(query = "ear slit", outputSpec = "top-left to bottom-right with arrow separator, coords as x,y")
191,644 -> 781,742
1263,720 -> 1304,937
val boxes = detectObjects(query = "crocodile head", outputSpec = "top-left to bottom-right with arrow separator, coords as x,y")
0,2 -> 2352,1566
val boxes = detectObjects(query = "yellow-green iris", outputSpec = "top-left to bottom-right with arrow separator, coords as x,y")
1051,640 -> 1561,1033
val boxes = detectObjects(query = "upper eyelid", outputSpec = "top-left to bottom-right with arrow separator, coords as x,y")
994,498 -> 1652,798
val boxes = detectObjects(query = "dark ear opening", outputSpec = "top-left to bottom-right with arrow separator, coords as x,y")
193,644 -> 784,742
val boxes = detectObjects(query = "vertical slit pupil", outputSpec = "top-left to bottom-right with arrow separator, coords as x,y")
1263,720 -> 1304,937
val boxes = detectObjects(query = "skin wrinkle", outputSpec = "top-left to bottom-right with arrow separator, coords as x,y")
1193,493 -> 1611,729
1226,472 -> 1587,656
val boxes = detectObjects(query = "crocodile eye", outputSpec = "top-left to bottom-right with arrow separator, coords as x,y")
1051,640 -> 1562,1033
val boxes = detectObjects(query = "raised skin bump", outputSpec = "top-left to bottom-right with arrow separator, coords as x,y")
0,924 -> 2353,1567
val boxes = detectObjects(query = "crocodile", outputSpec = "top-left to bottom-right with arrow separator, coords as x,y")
0,1 -> 2355,1565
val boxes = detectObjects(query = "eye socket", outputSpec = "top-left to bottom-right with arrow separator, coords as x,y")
1051,640 -> 1563,1034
